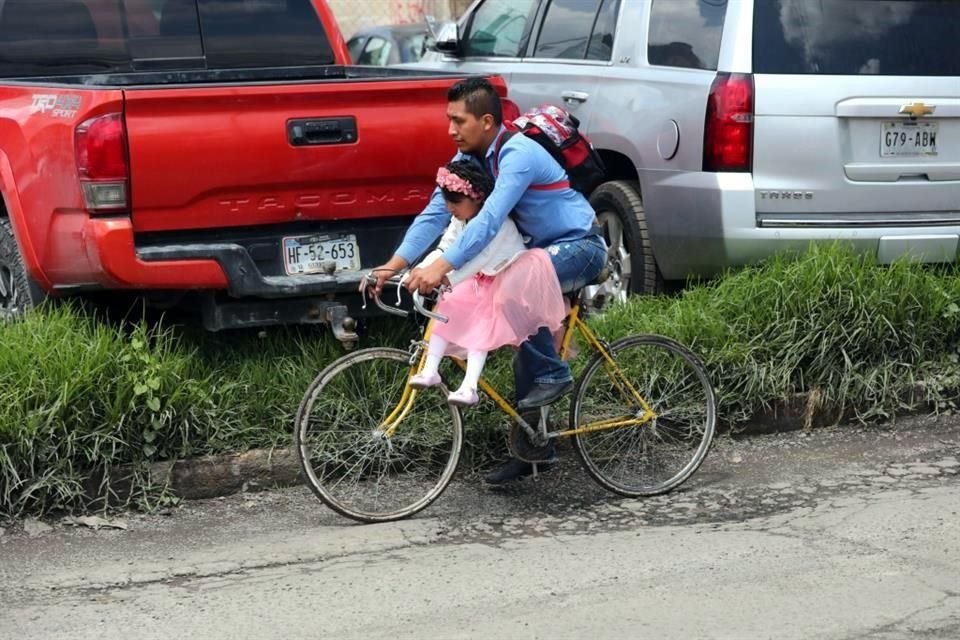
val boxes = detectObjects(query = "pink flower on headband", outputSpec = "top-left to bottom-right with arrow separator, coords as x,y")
436,167 -> 482,200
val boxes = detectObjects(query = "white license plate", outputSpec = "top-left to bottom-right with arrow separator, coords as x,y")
881,121 -> 938,157
282,234 -> 360,275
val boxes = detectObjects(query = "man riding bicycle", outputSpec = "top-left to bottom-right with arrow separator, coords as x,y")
371,77 -> 606,484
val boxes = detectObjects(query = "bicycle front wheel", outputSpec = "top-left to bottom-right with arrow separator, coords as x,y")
295,348 -> 463,523
571,335 -> 716,497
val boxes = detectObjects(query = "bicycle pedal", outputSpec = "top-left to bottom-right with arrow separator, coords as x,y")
508,429 -> 555,463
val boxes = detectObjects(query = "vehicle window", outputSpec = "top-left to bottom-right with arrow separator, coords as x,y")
533,0 -> 601,60
754,0 -> 960,76
401,33 -> 427,62
462,0 -> 539,58
91,0 -> 161,39
357,36 -> 392,66
0,0 -> 181,77
197,0 -> 334,69
586,0 -> 620,61
124,0 -> 162,36
136,0 -> 202,63
346,36 -> 366,63
0,0 -> 334,77
647,0 -> 727,70
0,0 -> 107,76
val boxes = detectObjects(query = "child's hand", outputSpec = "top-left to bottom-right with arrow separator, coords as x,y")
405,258 -> 452,295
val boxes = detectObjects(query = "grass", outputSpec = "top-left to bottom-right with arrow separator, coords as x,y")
589,244 -> 960,424
3,243 -> 960,516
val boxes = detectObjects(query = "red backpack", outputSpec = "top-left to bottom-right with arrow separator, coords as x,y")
493,104 -> 607,195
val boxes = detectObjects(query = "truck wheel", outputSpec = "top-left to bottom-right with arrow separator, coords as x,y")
589,180 -> 663,299
0,218 -> 46,319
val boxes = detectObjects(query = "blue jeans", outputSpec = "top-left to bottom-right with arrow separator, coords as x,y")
514,234 -> 607,402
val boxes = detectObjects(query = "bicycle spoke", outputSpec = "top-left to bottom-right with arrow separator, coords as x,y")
572,336 -> 715,496
296,349 -> 463,522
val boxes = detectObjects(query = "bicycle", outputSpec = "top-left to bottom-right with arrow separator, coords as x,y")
294,272 -> 717,523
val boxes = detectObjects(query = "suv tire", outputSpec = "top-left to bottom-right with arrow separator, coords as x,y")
0,218 -> 46,318
589,180 -> 663,297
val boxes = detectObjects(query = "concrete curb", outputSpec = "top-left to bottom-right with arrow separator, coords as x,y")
738,389 -> 836,435
115,391 -> 929,502
138,446 -> 303,500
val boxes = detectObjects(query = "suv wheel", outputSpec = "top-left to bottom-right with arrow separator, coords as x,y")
589,181 -> 663,302
0,218 -> 45,319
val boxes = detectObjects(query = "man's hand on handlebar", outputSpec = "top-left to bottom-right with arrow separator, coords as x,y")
365,257 -> 409,297
358,268 -> 450,323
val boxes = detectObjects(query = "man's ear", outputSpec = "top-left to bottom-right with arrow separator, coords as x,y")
481,114 -> 497,131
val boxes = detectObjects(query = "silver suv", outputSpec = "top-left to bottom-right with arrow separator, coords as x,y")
416,0 -> 960,295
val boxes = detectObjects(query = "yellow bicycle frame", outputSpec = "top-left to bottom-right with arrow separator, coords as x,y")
379,305 -> 656,437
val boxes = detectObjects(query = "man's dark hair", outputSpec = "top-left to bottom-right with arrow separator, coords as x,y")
440,160 -> 494,203
447,77 -> 502,126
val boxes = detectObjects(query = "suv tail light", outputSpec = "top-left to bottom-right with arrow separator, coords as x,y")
75,113 -> 129,213
703,73 -> 753,172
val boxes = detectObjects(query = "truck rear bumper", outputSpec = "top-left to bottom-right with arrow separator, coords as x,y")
138,242 -> 371,298
86,217 -> 409,297
85,218 -> 229,289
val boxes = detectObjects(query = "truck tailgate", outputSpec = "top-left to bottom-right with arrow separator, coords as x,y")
124,78 -> 455,233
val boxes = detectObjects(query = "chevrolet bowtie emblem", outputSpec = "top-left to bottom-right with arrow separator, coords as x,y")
900,102 -> 936,118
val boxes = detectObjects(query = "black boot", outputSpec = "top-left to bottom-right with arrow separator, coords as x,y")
516,380 -> 573,410
483,445 -> 558,486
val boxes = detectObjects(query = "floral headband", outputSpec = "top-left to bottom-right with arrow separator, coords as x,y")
436,167 -> 482,200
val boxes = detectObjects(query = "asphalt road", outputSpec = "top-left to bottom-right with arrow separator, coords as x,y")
1,416 -> 958,639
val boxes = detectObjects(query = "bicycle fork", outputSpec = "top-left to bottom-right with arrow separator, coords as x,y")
378,337 -> 429,438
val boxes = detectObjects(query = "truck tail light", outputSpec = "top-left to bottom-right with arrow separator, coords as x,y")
75,113 -> 130,213
703,73 -> 753,172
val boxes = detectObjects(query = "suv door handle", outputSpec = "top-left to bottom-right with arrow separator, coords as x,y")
561,91 -> 590,105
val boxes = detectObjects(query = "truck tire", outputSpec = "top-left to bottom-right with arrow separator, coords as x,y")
589,180 -> 664,298
0,218 -> 46,318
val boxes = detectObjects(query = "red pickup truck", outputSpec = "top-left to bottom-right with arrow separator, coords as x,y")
0,0 -> 502,344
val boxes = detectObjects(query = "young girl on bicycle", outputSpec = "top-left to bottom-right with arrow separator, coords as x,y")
407,160 -> 567,406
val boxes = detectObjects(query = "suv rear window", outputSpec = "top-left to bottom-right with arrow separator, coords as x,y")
754,0 -> 960,76
0,0 -> 334,78
647,0 -> 727,70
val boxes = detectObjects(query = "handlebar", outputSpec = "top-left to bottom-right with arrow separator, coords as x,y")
412,290 -> 449,323
359,272 -> 448,323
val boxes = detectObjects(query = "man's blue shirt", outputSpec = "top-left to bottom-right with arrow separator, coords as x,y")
395,128 -> 596,269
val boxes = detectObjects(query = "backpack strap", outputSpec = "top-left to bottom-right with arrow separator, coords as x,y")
492,128 -> 570,191
491,129 -> 516,178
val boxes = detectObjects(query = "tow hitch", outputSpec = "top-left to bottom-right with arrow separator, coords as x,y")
200,295 -> 359,349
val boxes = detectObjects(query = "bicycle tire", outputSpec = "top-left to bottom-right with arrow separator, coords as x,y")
295,347 -> 463,523
571,335 -> 716,497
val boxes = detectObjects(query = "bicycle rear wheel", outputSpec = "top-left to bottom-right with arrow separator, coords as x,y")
295,348 -> 463,523
571,335 -> 716,497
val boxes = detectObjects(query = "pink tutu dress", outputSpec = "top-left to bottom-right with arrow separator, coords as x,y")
432,248 -> 566,355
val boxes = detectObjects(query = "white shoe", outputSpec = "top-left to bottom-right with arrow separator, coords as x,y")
409,371 -> 441,389
447,387 -> 479,406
